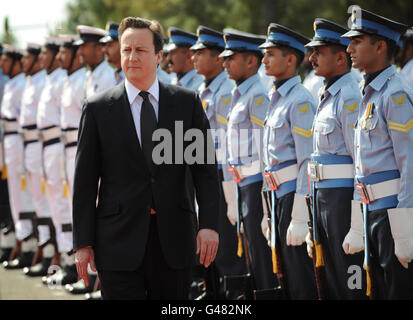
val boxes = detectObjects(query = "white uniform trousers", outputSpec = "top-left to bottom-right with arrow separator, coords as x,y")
4,134 -> 35,240
44,142 -> 72,253
24,141 -> 52,245
65,145 -> 76,202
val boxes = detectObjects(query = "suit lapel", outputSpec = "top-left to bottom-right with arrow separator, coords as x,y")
109,83 -> 146,165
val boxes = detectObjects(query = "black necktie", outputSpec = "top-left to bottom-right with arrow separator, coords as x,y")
139,91 -> 157,171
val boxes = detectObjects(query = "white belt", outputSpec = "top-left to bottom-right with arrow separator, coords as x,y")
308,162 -> 354,182
357,178 -> 400,203
237,160 -> 261,179
266,164 -> 298,187
22,129 -> 39,141
4,121 -> 18,132
40,127 -> 61,141
64,130 -> 78,144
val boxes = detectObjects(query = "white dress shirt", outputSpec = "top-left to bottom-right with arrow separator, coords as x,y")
36,68 -> 67,129
125,77 -> 159,145
60,67 -> 87,130
84,60 -> 117,99
19,70 -> 47,127
1,73 -> 26,120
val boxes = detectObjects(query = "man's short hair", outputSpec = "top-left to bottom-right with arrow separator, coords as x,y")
278,46 -> 304,69
329,44 -> 352,70
369,34 -> 399,62
241,51 -> 263,70
118,17 -> 164,53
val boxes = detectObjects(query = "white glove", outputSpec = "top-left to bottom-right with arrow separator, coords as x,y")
342,200 -> 365,254
387,208 -> 413,269
286,193 -> 310,246
260,214 -> 270,246
305,232 -> 313,258
222,180 -> 238,226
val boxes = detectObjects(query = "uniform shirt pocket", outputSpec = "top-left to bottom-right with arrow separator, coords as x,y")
314,120 -> 336,152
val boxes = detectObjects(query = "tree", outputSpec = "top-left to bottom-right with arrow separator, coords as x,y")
1,16 -> 17,45
62,0 -> 413,38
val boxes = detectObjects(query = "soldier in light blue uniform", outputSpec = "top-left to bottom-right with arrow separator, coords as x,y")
305,18 -> 366,300
191,25 -> 246,298
100,22 -> 125,85
166,27 -> 204,91
260,23 -> 317,299
343,8 -> 413,299
221,29 -> 277,290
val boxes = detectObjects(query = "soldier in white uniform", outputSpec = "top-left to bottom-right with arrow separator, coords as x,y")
1,45 -> 37,270
0,44 -> 13,263
75,25 -> 117,99
17,43 -> 51,273
26,38 -> 71,280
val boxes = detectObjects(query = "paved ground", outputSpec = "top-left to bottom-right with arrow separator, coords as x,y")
0,266 -> 84,300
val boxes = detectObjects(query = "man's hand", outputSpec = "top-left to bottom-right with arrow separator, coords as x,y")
196,229 -> 219,268
75,246 -> 96,286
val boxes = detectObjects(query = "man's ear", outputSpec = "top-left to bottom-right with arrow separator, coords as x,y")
376,39 -> 387,58
246,54 -> 258,70
156,50 -> 163,65
336,51 -> 347,67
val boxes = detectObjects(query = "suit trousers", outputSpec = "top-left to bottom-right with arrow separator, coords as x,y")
273,191 -> 318,300
315,188 -> 366,300
367,208 -> 413,300
239,181 -> 277,290
98,214 -> 191,300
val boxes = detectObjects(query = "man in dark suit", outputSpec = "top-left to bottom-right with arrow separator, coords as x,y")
72,17 -> 220,300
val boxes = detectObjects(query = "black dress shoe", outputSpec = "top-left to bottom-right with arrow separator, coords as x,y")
23,257 -> 52,277
65,275 -> 96,295
0,248 -> 12,263
85,290 -> 102,300
46,264 -> 78,287
3,251 -> 34,269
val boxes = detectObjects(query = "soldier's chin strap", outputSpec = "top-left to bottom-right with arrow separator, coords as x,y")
7,57 -> 21,78
68,46 -> 79,74
27,55 -> 39,75
48,53 -> 57,73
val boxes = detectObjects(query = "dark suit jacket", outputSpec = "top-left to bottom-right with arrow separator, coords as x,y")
72,81 -> 220,271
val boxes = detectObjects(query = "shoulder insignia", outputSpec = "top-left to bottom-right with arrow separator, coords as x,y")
202,100 -> 208,110
297,104 -> 310,113
345,101 -> 357,112
254,96 -> 264,105
221,97 -> 231,104
388,118 -> 413,133
392,94 -> 406,105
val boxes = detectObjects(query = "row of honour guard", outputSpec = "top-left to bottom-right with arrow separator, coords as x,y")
0,6 -> 413,300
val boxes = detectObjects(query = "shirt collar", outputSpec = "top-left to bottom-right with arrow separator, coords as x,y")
178,69 -> 197,87
366,65 -> 396,92
277,75 -> 301,97
125,77 -> 159,105
91,60 -> 108,77
205,71 -> 227,94
236,73 -> 260,95
327,72 -> 353,97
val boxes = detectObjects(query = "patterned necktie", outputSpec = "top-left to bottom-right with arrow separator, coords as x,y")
139,91 -> 157,171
